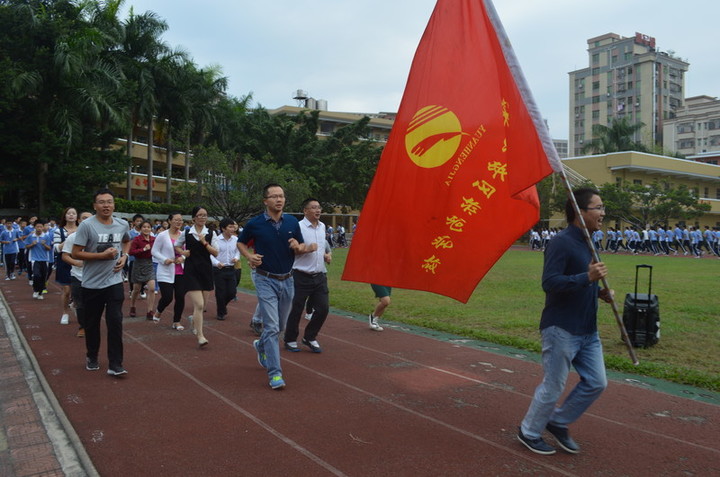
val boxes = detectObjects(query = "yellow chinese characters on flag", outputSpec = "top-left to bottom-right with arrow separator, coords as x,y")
341,0 -> 561,303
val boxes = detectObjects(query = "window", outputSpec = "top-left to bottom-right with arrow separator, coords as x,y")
716,189 -> 720,200
704,187 -> 709,198
592,110 -> 600,119
592,53 -> 600,64
633,179 -> 642,185
592,67 -> 600,75
592,81 -> 600,91
592,96 -> 600,104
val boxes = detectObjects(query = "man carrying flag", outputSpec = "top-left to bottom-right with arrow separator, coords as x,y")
518,188 -> 612,455
342,0 -> 561,302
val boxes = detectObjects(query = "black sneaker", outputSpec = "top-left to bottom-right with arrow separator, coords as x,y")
517,427 -> 556,455
107,365 -> 128,377
546,423 -> 580,454
86,357 -> 99,371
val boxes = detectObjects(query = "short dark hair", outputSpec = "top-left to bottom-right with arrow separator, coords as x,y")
93,188 -> 114,202
565,187 -> 600,224
167,212 -> 183,221
219,218 -> 236,231
132,213 -> 145,221
301,198 -> 320,209
263,183 -> 283,198
34,218 -> 46,226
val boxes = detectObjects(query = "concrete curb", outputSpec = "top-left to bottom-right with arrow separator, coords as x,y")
0,290 -> 99,477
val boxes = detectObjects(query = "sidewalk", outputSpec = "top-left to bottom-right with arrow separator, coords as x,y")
0,283 -> 95,476
0,276 -> 719,476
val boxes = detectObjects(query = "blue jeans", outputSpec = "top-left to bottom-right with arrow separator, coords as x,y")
521,326 -> 607,439
254,273 -> 294,378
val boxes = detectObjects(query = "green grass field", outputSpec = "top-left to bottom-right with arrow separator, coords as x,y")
241,247 -> 720,391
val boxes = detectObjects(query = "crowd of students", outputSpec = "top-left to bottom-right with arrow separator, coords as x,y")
529,224 -> 720,258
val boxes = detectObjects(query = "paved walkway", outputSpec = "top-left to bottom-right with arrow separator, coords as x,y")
0,275 -> 719,476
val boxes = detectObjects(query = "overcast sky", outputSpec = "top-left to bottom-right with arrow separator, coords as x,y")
120,0 -> 719,140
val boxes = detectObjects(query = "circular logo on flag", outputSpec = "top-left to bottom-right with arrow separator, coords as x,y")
405,105 -> 465,168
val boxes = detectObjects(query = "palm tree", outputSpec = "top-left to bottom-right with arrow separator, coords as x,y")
9,0 -> 125,213
118,8 -> 169,201
582,117 -> 647,155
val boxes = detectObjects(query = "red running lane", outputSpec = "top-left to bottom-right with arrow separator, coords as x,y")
1,278 -> 719,476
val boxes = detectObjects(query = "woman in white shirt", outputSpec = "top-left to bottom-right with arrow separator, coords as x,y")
151,213 -> 187,330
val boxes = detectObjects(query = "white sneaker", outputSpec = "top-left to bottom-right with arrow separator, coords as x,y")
60,314 -> 70,325
32,292 -> 39,299
140,292 -> 147,299
368,314 -> 384,332
36,294 -> 44,300
304,312 -> 313,321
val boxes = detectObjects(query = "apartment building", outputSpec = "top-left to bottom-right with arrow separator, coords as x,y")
662,95 -> 720,157
569,32 -> 689,156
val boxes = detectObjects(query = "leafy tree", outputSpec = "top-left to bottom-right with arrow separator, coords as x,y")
173,145 -> 312,223
0,0 -> 127,213
599,180 -> 710,228
582,117 -> 647,154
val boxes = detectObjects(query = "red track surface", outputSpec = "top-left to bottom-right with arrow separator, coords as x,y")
2,278 -> 719,476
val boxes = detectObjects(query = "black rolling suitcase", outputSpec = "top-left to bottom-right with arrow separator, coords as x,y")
622,264 -> 660,348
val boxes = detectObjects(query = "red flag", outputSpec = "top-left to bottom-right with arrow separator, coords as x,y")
342,0 -> 562,303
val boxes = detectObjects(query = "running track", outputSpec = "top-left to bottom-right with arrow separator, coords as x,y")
1,278 -> 719,476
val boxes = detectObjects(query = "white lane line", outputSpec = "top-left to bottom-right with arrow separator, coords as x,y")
205,328 -> 578,477
124,331 -> 348,477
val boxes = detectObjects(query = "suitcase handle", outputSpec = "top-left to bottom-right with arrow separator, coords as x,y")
634,264 -> 653,297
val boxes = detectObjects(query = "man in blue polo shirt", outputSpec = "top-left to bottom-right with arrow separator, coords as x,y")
238,184 -> 316,390
518,188 -> 612,455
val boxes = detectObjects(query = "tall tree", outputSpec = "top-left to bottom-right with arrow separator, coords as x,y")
118,8 -> 168,200
1,0 -> 127,213
582,117 -> 647,155
599,180 -> 710,228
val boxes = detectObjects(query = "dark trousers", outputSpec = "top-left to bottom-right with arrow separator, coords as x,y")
284,270 -> 329,343
213,267 -> 236,317
70,276 -> 85,329
16,249 -> 26,272
83,283 -> 124,367
157,275 -> 186,323
32,261 -> 48,293
4,253 -> 16,276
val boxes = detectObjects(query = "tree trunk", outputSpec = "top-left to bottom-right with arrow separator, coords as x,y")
165,127 -> 172,204
147,117 -> 154,202
37,161 -> 48,215
126,130 -> 134,200
185,130 -> 191,182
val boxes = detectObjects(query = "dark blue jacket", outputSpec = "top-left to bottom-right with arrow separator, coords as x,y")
539,224 -> 599,335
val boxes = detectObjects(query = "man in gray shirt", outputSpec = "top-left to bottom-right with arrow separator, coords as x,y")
72,189 -> 130,376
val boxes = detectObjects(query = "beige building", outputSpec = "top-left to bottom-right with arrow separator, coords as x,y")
569,33 -> 689,157
268,105 -> 394,143
561,151 -> 720,228
662,95 -> 720,157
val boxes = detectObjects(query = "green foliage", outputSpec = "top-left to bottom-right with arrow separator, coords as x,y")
582,117 -> 647,154
0,0 -> 381,217
172,145 -> 313,223
599,179 -> 710,228
114,198 -> 183,215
